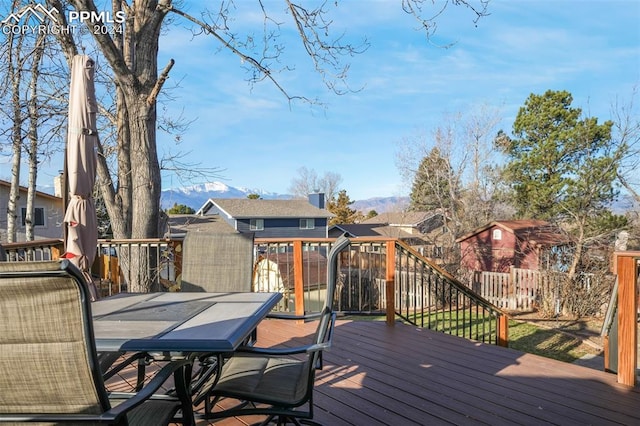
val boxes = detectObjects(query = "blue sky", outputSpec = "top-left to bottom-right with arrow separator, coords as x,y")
23,1 -> 640,200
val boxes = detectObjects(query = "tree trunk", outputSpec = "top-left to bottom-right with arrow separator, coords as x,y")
128,98 -> 161,239
63,0 -> 167,292
7,32 -> 23,243
25,32 -> 46,241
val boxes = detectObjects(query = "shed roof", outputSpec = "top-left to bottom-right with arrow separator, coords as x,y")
456,220 -> 570,246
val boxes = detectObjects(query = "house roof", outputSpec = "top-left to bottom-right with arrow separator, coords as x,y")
165,214 -> 236,237
197,198 -> 333,219
331,224 -> 385,238
330,223 -> 415,239
0,179 -> 62,202
361,211 -> 440,227
456,220 -> 570,246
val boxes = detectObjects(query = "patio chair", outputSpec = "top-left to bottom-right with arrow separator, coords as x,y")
161,231 -> 256,397
195,235 -> 351,425
179,230 -> 255,293
0,260 -> 191,425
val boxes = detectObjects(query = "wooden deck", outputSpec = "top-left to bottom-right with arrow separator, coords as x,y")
107,318 -> 640,425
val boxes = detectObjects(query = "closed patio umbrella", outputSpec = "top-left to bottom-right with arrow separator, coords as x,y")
61,55 -> 99,299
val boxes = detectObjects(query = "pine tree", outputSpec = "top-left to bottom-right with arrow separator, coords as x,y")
409,147 -> 459,212
499,90 -> 627,280
327,190 -> 360,225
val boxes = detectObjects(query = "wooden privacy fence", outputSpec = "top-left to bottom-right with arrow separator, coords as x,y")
472,267 -> 544,311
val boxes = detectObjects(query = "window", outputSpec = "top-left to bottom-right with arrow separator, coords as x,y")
249,219 -> 264,231
299,218 -> 315,230
492,229 -> 502,240
21,207 -> 45,227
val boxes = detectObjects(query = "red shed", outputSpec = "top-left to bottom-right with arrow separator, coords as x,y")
456,220 -> 570,272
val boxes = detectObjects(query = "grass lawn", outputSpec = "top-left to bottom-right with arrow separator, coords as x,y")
507,317 -> 603,363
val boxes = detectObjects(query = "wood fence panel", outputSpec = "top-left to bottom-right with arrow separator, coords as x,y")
472,268 -> 541,311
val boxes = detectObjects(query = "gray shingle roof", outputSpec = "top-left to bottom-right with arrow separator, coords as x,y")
361,211 -> 439,226
206,198 -> 333,219
165,214 -> 236,236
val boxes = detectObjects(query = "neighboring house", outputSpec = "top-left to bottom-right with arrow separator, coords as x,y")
0,179 -> 64,242
195,193 -> 333,238
164,213 -> 239,238
456,220 -> 571,273
330,211 -> 450,260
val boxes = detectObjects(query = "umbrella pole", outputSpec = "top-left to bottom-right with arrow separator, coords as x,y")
62,144 -> 68,255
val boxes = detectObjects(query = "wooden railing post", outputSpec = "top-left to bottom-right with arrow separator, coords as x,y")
51,243 -> 63,260
293,240 -> 305,318
498,314 -> 509,347
386,240 -> 396,326
615,253 -> 638,387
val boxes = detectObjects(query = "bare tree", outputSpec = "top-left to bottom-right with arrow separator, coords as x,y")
3,0 -> 25,243
24,31 -> 47,241
42,0 -> 488,291
288,166 -> 342,201
396,106 -> 502,273
0,1 -> 69,242
611,86 -> 640,204
397,105 -> 503,231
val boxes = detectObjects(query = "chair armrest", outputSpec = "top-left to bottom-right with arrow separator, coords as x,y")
103,358 -> 191,420
236,313 -> 336,356
266,311 -> 321,321
235,341 -> 329,355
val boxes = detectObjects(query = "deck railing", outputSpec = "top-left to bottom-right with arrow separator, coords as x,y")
2,239 -> 64,262
4,236 -> 508,345
603,252 -> 639,387
392,240 -> 509,346
6,236 -> 637,383
254,237 -> 508,346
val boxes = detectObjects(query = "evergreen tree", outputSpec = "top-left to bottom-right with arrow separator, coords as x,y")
328,190 -> 360,225
498,90 -> 627,279
409,147 -> 460,212
166,203 -> 195,214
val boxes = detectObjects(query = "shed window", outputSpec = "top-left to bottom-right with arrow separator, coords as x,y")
21,207 -> 45,227
492,229 -> 502,240
250,219 -> 264,231
300,218 -> 315,229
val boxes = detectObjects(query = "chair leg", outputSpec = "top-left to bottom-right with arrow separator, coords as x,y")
245,415 -> 323,426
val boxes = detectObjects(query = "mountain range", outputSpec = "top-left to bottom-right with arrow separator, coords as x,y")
160,182 -> 408,214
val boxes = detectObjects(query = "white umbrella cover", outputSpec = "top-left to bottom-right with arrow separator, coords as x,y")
62,55 -> 99,299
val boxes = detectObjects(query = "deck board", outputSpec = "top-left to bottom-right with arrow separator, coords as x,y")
107,318 -> 640,425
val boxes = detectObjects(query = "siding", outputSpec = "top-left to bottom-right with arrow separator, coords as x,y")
203,205 -> 328,238
237,218 -> 327,238
0,184 -> 64,241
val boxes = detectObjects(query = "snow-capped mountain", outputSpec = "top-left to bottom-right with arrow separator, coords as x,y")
160,182 -> 292,210
160,181 -> 409,213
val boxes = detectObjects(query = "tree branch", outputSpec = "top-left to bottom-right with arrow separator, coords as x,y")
147,59 -> 174,106
165,4 -> 308,104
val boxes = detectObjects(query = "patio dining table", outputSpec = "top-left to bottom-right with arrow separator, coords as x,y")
91,291 -> 282,425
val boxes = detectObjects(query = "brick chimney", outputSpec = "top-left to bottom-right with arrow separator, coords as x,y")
308,193 -> 325,209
